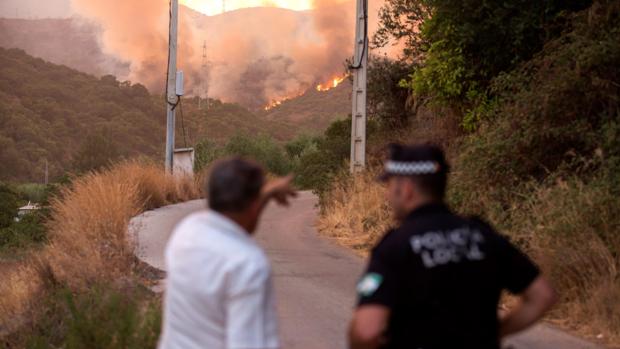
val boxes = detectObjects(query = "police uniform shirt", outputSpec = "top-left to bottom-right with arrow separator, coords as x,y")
159,210 -> 279,349
357,203 -> 540,349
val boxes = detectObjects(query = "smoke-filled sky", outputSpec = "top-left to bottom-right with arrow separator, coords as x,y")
0,0 -> 72,18
182,0 -> 314,16
42,0 -> 390,109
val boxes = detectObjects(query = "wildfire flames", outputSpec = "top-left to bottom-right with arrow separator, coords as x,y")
264,99 -> 284,111
316,75 -> 348,92
264,74 -> 348,110
263,91 -> 305,111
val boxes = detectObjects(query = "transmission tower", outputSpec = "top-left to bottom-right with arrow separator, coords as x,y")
199,40 -> 209,110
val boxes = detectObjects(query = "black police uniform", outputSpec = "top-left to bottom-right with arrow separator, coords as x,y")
356,204 -> 540,349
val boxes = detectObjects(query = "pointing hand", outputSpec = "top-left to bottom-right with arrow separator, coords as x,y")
262,174 -> 298,207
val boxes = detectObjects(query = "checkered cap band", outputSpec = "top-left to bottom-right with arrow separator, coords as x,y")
385,160 -> 439,175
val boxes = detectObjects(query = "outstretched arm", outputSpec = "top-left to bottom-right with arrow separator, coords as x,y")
259,174 -> 297,212
499,275 -> 557,338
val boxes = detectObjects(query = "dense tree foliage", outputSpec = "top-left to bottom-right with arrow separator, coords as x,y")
374,0 -> 592,116
0,48 -> 165,182
0,182 -> 19,229
366,56 -> 415,128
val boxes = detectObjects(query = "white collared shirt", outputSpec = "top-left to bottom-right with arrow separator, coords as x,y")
158,210 -> 279,349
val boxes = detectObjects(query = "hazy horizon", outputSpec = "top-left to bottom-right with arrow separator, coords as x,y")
0,0 -> 73,19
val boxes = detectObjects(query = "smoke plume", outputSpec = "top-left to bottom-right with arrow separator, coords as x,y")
70,0 -> 389,109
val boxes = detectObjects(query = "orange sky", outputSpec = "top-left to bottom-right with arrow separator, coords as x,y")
180,0 -> 314,15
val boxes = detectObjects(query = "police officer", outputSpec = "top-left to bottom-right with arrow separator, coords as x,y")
348,144 -> 557,349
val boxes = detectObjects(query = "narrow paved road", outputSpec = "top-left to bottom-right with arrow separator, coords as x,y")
130,191 -> 603,349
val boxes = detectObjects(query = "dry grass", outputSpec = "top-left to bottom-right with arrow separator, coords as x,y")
317,169 -> 392,255
0,160 -> 201,332
511,178 -> 620,344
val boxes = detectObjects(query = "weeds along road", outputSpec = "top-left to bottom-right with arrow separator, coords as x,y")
130,191 -> 603,349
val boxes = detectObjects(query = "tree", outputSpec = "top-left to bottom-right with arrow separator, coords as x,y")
0,183 -> 19,229
367,56 -> 416,128
375,0 -> 593,111
72,131 -> 121,173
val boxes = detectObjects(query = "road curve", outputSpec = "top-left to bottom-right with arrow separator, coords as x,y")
130,191 -> 603,349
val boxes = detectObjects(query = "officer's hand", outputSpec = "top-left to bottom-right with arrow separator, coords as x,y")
262,174 -> 297,207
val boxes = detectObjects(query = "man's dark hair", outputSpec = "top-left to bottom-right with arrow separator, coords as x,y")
207,157 -> 265,213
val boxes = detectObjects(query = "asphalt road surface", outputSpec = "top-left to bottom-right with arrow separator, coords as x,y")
130,191 -> 603,349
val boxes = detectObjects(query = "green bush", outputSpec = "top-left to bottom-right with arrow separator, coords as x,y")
451,1 -> 620,209
16,183 -> 48,203
0,213 -> 47,252
193,138 -> 223,173
193,133 -> 292,176
0,182 -> 19,229
13,284 -> 161,349
375,0 -> 592,124
367,56 -> 416,128
223,134 -> 292,176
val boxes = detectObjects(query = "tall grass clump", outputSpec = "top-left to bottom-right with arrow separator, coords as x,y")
318,169 -> 391,255
502,175 -> 620,342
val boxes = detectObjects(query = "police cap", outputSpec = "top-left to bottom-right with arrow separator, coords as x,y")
378,143 -> 449,182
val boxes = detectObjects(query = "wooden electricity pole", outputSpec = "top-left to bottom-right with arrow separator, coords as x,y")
165,0 -> 179,174
350,0 -> 368,173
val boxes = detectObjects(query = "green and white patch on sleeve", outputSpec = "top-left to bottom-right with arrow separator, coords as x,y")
357,273 -> 383,297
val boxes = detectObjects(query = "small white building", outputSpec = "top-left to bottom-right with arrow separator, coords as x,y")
15,201 -> 40,222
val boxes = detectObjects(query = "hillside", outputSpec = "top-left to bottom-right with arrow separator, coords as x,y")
179,98 -> 296,144
0,48 -> 315,183
0,47 -> 164,182
260,81 -> 351,133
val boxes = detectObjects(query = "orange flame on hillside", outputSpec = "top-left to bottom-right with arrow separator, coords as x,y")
316,74 -> 348,92
263,91 -> 305,111
264,99 -> 283,111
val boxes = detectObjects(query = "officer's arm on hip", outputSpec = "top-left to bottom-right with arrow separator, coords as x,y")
494,232 -> 558,339
349,233 -> 399,349
349,305 -> 390,349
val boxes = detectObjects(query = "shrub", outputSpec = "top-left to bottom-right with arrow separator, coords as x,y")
0,182 -> 19,229
451,0 -> 620,209
194,133 -> 292,176
0,213 -> 47,252
294,119 -> 353,194
16,183 -> 48,204
223,134 -> 292,175
9,283 -> 161,349
194,139 -> 222,173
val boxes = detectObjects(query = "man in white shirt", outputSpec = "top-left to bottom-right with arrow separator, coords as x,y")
159,157 -> 296,349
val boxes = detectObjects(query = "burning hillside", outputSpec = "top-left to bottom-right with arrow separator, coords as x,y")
316,74 -> 349,92
66,0 -> 358,109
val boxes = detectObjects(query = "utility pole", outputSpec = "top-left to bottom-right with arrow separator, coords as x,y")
222,0 -> 226,13
350,0 -> 368,173
165,0 -> 179,174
